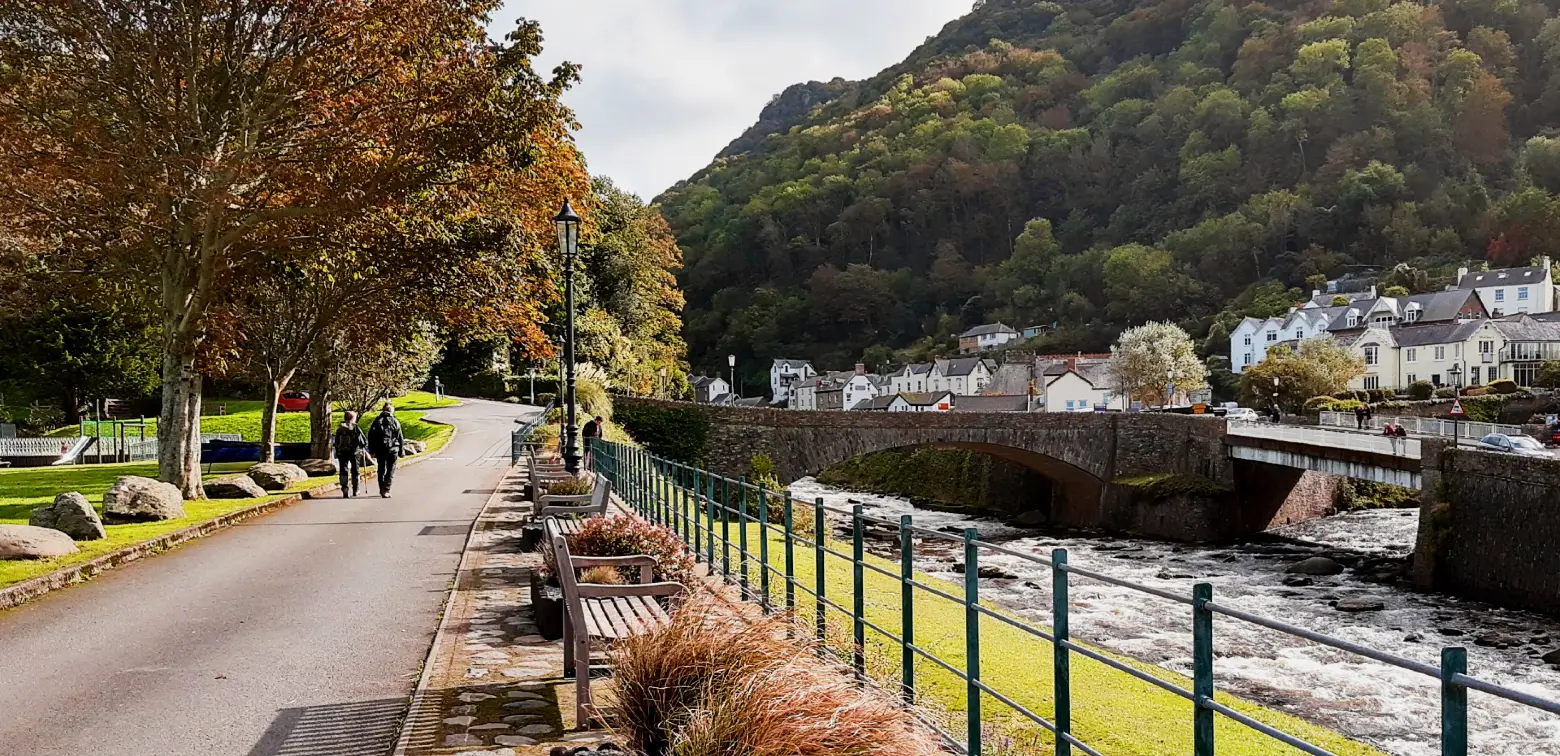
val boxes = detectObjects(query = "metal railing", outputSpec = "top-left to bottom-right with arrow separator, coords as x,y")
0,437 -> 84,457
510,400 -> 555,465
1228,418 -> 1422,458
591,439 -> 1560,756
1319,411 -> 1523,441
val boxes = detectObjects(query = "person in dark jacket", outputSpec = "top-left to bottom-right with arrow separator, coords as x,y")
581,415 -> 603,469
333,411 -> 369,497
367,402 -> 405,498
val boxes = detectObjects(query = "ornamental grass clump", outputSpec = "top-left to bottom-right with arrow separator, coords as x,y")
612,595 -> 947,756
545,473 -> 594,496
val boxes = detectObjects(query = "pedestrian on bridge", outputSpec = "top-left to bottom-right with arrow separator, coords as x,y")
367,402 -> 405,498
332,411 -> 369,498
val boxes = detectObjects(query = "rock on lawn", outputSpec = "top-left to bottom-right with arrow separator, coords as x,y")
0,525 -> 79,560
247,463 -> 308,491
297,459 -> 338,477
30,492 -> 106,541
205,475 -> 268,499
103,476 -> 186,523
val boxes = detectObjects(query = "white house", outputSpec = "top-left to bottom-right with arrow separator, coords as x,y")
1040,362 -> 1125,413
888,363 -> 934,394
1231,308 -> 1341,374
1234,289 -> 1486,375
931,357 -> 994,396
958,323 -> 1020,354
690,376 -> 731,403
770,359 -> 817,404
840,364 -> 889,410
897,391 -> 953,412
1456,259 -> 1554,317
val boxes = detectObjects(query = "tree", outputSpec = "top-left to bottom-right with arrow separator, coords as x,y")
1109,322 -> 1207,406
0,289 -> 159,423
0,3 -> 582,496
1533,361 -> 1560,389
1237,338 -> 1364,411
324,324 -> 441,419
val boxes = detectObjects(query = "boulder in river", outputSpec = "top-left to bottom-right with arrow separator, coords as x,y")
978,566 -> 1017,579
1334,597 -> 1386,612
1285,556 -> 1344,576
1010,510 -> 1047,528
1475,632 -> 1520,649
103,476 -> 186,523
1281,576 -> 1314,587
29,492 -> 106,541
0,525 -> 79,560
1540,649 -> 1560,665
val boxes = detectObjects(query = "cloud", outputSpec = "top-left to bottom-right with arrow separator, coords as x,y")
492,0 -> 969,200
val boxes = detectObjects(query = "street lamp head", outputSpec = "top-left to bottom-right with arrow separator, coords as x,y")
554,198 -> 581,225
555,199 -> 581,260
728,354 -> 736,368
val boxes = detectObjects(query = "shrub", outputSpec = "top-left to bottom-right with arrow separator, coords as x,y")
535,392 -> 556,407
611,595 -> 946,756
1367,388 -> 1393,403
575,376 -> 614,420
572,515 -> 697,586
1535,361 -> 1560,389
1332,390 -> 1356,401
1302,395 -> 1337,413
1488,378 -> 1519,395
1327,399 -> 1365,413
615,402 -> 710,463
1433,387 -> 1458,399
579,565 -> 626,585
503,395 -> 522,403
1460,387 -> 1489,397
1405,381 -> 1434,400
1457,394 -> 1506,422
545,473 -> 594,496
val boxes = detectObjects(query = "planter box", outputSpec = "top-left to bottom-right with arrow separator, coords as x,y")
530,569 -> 564,640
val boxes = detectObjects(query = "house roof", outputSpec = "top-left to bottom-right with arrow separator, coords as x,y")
1493,313 -> 1560,342
1328,290 -> 1481,331
900,391 -> 952,406
690,376 -> 721,389
937,356 -> 992,377
950,395 -> 1030,413
1305,290 -> 1375,308
959,323 -> 1018,338
853,395 -> 900,411
1458,266 -> 1550,288
890,363 -> 933,377
1390,320 -> 1487,348
771,359 -> 814,370
732,397 -> 767,407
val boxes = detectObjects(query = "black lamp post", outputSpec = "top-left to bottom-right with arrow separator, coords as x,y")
556,199 -> 582,473
728,354 -> 736,400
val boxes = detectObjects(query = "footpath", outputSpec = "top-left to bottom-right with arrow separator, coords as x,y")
395,466 -> 618,756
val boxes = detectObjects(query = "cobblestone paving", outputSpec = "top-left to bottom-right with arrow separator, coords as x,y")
398,469 -> 618,756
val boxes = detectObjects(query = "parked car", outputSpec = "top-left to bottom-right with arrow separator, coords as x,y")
276,391 -> 310,413
1475,433 -> 1550,458
1224,407 -> 1261,421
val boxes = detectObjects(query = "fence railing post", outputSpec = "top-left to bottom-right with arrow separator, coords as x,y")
1053,548 -> 1071,756
740,477 -> 751,599
1193,582 -> 1214,756
900,514 -> 915,706
758,484 -> 770,612
852,504 -> 866,679
815,497 -> 827,647
964,528 -> 982,756
784,494 -> 796,614
1442,647 -> 1468,756
689,466 -> 701,557
705,472 -> 717,570
722,476 -> 733,582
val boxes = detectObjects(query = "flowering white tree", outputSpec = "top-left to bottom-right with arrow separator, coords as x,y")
1109,322 -> 1208,406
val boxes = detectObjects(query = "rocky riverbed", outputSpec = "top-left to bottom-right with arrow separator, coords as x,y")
788,478 -> 1560,756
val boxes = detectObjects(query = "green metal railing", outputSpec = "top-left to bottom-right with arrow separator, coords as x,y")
591,440 -> 1560,756
509,400 -> 554,466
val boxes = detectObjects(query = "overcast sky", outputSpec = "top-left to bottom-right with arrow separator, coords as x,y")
492,1 -> 970,201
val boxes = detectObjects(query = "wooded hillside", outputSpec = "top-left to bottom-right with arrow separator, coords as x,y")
659,0 -> 1560,388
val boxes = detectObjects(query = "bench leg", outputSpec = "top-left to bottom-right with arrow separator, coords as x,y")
574,636 -> 593,727
562,610 -> 574,676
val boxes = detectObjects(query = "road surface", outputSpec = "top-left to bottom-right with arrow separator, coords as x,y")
0,399 -> 534,756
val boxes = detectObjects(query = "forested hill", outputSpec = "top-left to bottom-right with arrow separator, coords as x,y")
658,0 -> 1560,386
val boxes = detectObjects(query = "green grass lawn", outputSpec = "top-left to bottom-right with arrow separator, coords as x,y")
1,408 -> 455,590
639,508 -> 1386,756
52,390 -> 458,443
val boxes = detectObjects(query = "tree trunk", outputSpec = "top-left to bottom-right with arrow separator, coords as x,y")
257,369 -> 297,463
157,344 -> 204,499
309,372 -> 333,460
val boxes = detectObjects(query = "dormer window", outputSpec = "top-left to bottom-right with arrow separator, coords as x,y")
1405,306 -> 1422,323
1347,315 -> 1360,327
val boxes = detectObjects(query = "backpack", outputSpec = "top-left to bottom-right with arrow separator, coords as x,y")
368,414 -> 400,456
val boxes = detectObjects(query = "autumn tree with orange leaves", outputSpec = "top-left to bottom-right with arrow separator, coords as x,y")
0,1 -> 588,495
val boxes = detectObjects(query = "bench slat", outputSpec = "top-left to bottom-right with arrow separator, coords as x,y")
580,601 -> 604,638
598,597 -> 632,638
586,599 -> 621,639
633,594 -> 671,626
611,597 -> 648,635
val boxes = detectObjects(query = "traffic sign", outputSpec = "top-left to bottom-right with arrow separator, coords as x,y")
1449,398 -> 1466,417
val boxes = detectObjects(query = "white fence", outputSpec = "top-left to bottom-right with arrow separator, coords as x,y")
1,433 -> 243,464
1318,411 -> 1522,440
1228,419 -> 1421,459
0,437 -> 83,457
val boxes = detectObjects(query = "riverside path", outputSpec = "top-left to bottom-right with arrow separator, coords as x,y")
0,399 -> 537,756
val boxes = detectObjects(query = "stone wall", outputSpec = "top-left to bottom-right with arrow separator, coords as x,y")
1415,443 -> 1560,618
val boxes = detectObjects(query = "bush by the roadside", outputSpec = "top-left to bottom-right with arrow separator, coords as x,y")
571,515 -> 696,586
1406,380 -> 1434,400
1433,386 -> 1458,399
1460,387 -> 1489,397
611,595 -> 946,756
1488,378 -> 1519,395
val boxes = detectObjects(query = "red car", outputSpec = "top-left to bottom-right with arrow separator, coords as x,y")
276,391 -> 310,412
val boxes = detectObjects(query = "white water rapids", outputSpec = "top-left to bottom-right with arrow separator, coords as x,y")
787,478 -> 1560,756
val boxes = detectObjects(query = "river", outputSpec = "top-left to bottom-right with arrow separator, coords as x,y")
787,477 -> 1560,756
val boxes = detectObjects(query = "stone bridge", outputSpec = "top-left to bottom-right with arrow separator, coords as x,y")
615,398 -> 1339,541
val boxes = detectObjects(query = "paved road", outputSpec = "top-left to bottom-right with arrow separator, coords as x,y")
0,399 -> 535,756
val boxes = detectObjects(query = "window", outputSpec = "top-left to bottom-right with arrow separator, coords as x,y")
1515,362 -> 1540,387
1065,400 -> 1077,410
1407,373 -> 1417,384
1296,328 -> 1305,338
1364,345 -> 1379,366
1406,348 -> 1417,363
1267,332 -> 1278,342
1493,308 -> 1505,317
1243,335 -> 1251,346
1243,352 -> 1253,366
1405,308 -> 1421,323
1471,366 -> 1481,386
1479,340 -> 1495,355
1520,287 -> 1530,301
1364,375 -> 1380,390
1434,346 -> 1446,361
1496,290 -> 1506,302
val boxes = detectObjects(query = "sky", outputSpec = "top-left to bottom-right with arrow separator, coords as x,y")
493,0 -> 971,201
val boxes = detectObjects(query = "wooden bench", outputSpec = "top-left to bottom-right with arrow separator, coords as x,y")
525,450 -> 574,501
519,473 -> 610,551
548,525 -> 685,725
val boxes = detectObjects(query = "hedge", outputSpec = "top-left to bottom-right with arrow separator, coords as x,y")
613,402 -> 709,464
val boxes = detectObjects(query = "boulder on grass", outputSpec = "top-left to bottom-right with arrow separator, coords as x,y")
402,440 -> 426,456
0,525 -> 79,560
205,474 -> 268,499
247,462 -> 308,491
297,459 -> 338,477
103,476 -> 186,523
29,492 -> 106,541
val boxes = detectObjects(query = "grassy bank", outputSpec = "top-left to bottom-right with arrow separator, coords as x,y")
49,390 -> 458,443
667,514 -> 1384,756
1,414 -> 455,589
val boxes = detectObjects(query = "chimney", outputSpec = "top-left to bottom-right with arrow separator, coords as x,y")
1311,289 -> 1321,299
1369,285 -> 1377,298
1457,266 -> 1469,284
855,363 -> 865,376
